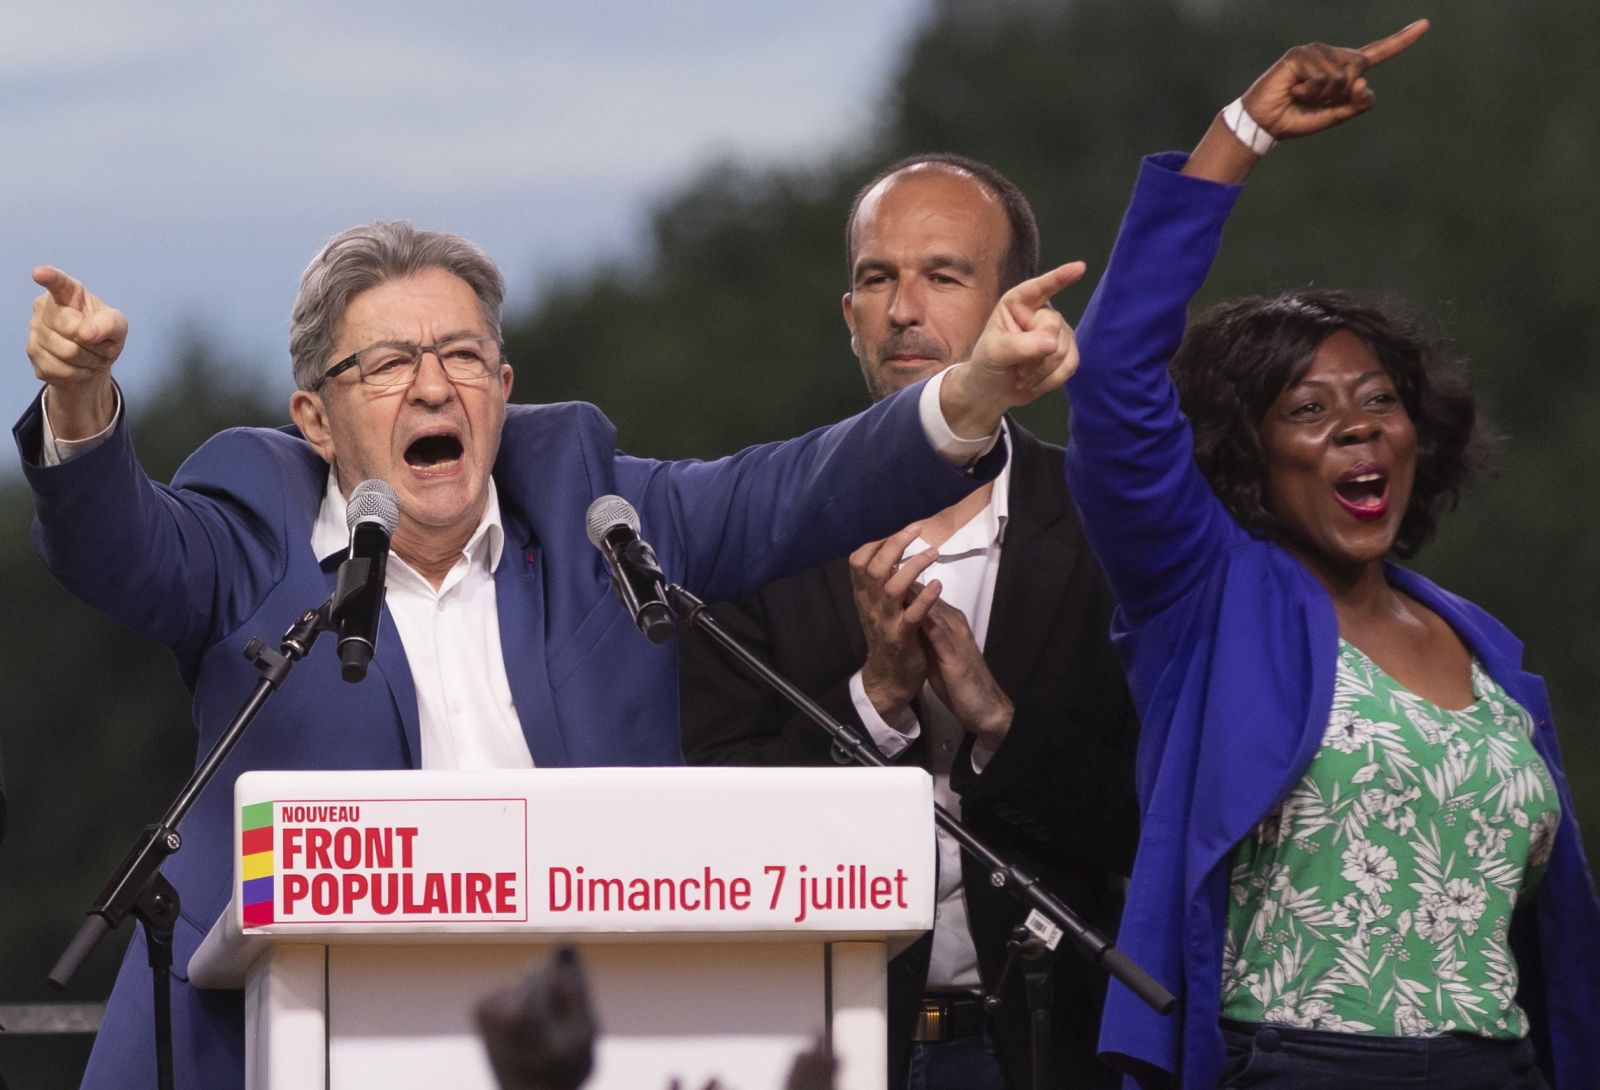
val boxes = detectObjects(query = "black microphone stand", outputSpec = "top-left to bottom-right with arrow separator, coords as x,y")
665,584 -> 1177,1034
989,924 -> 1060,1087
47,588 -> 347,1090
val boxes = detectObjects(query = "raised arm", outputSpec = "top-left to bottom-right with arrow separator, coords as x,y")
1065,21 -> 1428,625
26,266 -> 127,440
610,262 -> 1090,603
18,270 -> 296,663
1186,19 -> 1429,184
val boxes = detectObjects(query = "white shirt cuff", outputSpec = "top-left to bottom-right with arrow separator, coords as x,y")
847,670 -> 919,758
918,368 -> 1000,465
39,385 -> 122,467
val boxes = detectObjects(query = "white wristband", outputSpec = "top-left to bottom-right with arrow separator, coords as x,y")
1222,97 -> 1277,156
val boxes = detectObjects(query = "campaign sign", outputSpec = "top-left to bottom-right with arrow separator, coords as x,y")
232,768 -> 935,939
240,796 -> 528,927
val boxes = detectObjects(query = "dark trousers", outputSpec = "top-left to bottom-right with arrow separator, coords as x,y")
1219,1019 -> 1551,1090
907,1031 -> 1010,1090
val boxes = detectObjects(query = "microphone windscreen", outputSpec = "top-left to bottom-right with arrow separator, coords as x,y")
584,494 -> 639,549
347,479 -> 401,535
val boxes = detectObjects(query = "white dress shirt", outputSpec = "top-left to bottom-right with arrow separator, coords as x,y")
848,428 -> 1013,993
310,477 -> 533,770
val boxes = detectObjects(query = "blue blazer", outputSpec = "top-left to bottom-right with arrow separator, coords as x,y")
15,382 -> 986,1090
1065,155 -> 1600,1089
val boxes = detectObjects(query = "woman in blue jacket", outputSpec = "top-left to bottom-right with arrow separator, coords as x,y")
1066,20 -> 1600,1089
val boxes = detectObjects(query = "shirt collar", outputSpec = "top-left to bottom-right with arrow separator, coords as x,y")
911,420 -> 1012,556
311,474 -> 506,573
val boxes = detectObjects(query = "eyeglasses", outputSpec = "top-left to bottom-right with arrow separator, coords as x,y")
310,337 -> 504,391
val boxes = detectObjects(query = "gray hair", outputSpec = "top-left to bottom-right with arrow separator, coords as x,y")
289,221 -> 506,391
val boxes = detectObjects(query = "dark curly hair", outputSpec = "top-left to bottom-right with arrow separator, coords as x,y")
1169,289 -> 1493,559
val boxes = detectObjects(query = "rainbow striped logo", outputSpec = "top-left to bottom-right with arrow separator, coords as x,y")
241,801 -> 275,927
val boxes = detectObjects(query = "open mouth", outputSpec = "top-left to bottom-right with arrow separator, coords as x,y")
1334,465 -> 1389,519
404,433 -> 463,470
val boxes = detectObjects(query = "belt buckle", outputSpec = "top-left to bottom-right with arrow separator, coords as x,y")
914,999 -> 951,1043
915,997 -> 980,1043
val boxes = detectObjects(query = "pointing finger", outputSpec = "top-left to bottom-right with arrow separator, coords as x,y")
1002,260 -> 1087,320
1359,18 -> 1429,69
33,266 -> 88,310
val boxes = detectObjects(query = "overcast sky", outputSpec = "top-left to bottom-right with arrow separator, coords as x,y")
1,0 -> 927,462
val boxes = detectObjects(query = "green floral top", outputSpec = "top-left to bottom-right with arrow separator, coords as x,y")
1221,640 -> 1561,1037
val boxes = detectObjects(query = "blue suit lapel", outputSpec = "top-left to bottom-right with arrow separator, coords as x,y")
314,542 -> 420,768
366,609 -> 422,768
357,513 -> 565,770
496,526 -> 568,767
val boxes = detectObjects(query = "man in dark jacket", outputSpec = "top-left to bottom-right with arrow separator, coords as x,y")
680,155 -> 1139,1090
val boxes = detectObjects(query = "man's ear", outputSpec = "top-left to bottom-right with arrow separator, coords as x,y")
289,390 -> 336,465
841,292 -> 859,357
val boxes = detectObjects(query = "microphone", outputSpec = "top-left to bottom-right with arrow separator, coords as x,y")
333,479 -> 400,682
584,495 -> 674,645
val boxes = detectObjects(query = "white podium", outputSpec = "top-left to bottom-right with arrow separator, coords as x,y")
190,768 -> 935,1090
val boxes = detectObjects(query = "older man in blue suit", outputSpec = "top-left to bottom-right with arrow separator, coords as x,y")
16,220 -> 1083,1089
